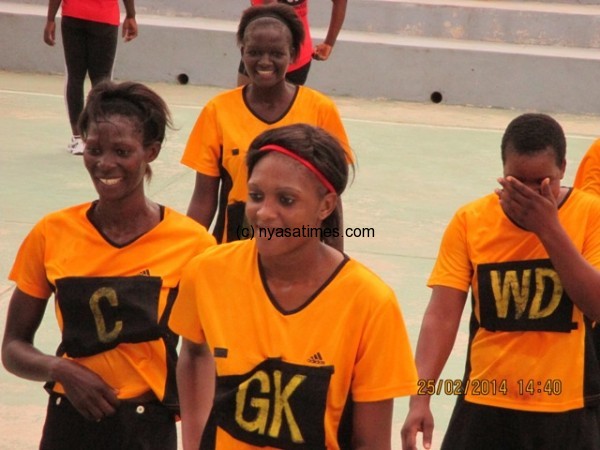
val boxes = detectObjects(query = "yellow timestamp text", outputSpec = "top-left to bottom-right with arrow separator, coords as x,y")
517,379 -> 563,396
417,378 -> 564,396
417,378 -> 508,396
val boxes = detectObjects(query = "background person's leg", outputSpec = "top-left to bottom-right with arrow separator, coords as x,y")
86,22 -> 118,86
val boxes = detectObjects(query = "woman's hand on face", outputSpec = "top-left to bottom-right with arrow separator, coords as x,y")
496,176 -> 559,234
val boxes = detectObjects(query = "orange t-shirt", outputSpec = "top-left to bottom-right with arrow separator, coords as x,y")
181,85 -> 352,242
429,190 -> 600,412
9,203 -> 215,404
170,239 -> 418,448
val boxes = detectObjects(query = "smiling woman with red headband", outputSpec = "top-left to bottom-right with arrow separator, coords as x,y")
170,124 -> 418,450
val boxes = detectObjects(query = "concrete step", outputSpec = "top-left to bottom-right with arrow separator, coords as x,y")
320,0 -> 600,49
3,1 -> 600,114
132,0 -> 600,49
20,0 -> 600,48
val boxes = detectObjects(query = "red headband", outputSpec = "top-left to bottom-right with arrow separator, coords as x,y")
259,144 -> 336,193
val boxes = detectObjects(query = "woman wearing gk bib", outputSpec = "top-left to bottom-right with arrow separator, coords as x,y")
171,124 -> 418,449
1,81 -> 215,449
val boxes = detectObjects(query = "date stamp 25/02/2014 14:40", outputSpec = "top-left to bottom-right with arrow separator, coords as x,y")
417,378 -> 563,396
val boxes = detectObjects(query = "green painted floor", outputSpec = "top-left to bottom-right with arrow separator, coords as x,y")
0,70 -> 598,449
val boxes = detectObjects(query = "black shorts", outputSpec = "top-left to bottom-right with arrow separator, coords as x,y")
441,395 -> 600,450
39,393 -> 177,450
238,59 -> 311,85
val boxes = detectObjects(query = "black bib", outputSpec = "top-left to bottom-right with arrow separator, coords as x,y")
55,276 -> 163,357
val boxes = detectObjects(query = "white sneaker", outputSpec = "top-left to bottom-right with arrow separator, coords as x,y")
67,136 -> 85,155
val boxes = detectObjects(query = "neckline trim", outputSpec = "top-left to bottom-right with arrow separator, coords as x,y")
258,254 -> 350,315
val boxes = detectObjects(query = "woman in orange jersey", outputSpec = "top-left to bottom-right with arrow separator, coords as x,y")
1,81 -> 215,449
171,124 -> 418,449
402,114 -> 600,450
182,3 -> 353,248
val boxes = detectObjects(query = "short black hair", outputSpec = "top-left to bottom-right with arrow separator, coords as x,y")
78,80 -> 172,147
501,113 -> 566,166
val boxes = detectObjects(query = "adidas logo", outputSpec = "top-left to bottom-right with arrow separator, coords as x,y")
307,352 -> 325,365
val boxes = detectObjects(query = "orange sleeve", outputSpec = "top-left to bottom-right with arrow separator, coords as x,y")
180,100 -> 223,177
352,288 -> 418,401
316,96 -> 355,164
169,255 -> 207,344
574,139 -> 600,196
9,219 -> 52,300
427,209 -> 473,293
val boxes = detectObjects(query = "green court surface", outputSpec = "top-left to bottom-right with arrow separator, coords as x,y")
0,70 -> 598,449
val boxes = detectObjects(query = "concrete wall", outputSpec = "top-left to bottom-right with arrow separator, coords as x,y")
3,1 -> 600,114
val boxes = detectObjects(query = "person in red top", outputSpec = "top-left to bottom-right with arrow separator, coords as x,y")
44,0 -> 138,155
237,0 -> 348,86
1,81 -> 215,449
